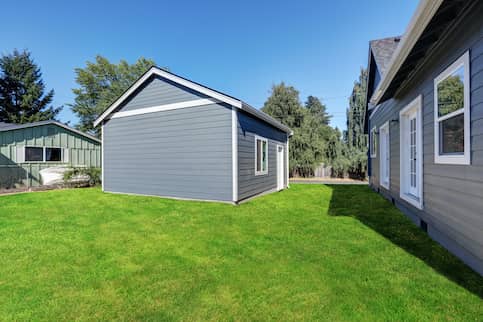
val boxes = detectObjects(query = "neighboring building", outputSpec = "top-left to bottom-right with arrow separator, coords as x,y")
94,67 -> 292,203
365,0 -> 483,275
0,121 -> 101,188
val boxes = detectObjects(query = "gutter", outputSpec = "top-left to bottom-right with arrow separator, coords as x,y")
370,0 -> 444,105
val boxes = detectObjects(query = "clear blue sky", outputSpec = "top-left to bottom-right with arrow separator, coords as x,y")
1,0 -> 418,130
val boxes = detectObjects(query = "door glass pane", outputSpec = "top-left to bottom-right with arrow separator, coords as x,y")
440,113 -> 464,154
262,141 -> 267,171
256,139 -> 261,172
437,66 -> 464,117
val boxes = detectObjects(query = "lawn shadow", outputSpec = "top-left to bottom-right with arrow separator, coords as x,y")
326,184 -> 483,298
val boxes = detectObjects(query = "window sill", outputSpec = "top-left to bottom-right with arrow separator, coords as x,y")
434,154 -> 470,165
255,171 -> 268,176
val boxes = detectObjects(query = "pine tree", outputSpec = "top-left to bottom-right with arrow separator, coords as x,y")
0,49 -> 61,123
305,95 -> 331,125
71,55 -> 156,136
261,83 -> 305,129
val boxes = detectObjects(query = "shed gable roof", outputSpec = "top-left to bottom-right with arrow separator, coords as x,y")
370,37 -> 401,77
93,66 -> 292,135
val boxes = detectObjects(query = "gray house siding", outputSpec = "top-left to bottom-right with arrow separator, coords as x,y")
237,110 -> 288,201
117,75 -> 208,112
103,103 -> 233,202
369,3 -> 483,275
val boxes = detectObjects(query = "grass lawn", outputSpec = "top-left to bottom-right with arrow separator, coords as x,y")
0,184 -> 481,321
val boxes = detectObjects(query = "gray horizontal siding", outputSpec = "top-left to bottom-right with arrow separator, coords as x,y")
369,3 -> 483,274
104,103 -> 233,202
118,75 -> 208,112
237,110 -> 288,201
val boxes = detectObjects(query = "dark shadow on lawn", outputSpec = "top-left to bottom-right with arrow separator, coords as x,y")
327,184 -> 483,298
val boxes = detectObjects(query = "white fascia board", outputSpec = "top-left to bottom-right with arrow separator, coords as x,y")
93,67 -> 242,127
370,0 -> 444,105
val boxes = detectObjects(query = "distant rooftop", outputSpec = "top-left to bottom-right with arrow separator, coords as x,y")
369,36 -> 401,77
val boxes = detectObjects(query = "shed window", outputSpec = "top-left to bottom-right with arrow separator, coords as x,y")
255,136 -> 268,175
434,51 -> 470,164
46,147 -> 62,162
25,147 -> 44,162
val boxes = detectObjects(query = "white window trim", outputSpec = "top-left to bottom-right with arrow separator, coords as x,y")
379,121 -> 390,190
399,95 -> 423,210
254,135 -> 268,176
370,127 -> 377,158
24,146 -> 66,163
434,51 -> 471,165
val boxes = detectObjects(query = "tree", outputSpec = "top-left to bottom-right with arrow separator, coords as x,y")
71,55 -> 157,136
305,95 -> 331,125
262,83 -> 305,129
0,49 -> 61,123
343,68 -> 368,179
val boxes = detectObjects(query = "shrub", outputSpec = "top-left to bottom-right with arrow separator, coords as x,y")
63,167 -> 101,187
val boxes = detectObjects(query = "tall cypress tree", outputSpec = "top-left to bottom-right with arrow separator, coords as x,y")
344,68 -> 368,179
0,49 -> 61,123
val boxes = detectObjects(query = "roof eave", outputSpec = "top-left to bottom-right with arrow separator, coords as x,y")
369,0 -> 444,106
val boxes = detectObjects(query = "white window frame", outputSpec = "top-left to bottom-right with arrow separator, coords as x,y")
379,121 -> 390,190
24,146 -> 66,163
399,95 -> 423,210
254,135 -> 268,176
434,51 -> 471,165
370,127 -> 377,158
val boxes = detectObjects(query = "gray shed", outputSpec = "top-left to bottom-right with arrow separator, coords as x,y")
94,67 -> 292,203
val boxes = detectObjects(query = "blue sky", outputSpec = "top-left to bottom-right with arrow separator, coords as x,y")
0,0 -> 418,130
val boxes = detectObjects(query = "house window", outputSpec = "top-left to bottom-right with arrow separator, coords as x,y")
25,147 -> 44,162
370,127 -> 377,158
255,136 -> 268,175
24,147 -> 65,162
434,51 -> 470,165
45,147 -> 62,162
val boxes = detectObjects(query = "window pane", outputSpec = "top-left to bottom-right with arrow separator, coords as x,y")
256,139 -> 261,172
437,66 -> 464,117
262,141 -> 267,171
46,147 -> 62,162
25,147 -> 43,161
440,113 -> 464,154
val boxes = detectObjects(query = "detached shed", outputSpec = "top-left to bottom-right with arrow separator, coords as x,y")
94,67 -> 292,203
0,121 -> 101,188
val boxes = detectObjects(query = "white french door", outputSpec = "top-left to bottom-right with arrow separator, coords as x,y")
379,122 -> 390,189
276,145 -> 284,190
399,95 -> 423,209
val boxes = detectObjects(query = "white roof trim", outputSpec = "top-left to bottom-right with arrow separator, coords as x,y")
93,67 -> 293,135
370,0 -> 444,105
93,67 -> 241,128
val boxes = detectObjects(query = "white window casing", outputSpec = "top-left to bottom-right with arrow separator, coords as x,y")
254,135 -> 268,176
379,121 -> 390,190
434,51 -> 470,165
400,95 -> 423,210
370,127 -> 377,158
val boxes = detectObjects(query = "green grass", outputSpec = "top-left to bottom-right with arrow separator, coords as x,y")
0,185 -> 481,321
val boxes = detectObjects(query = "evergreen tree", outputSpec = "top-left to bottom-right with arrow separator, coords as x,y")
305,95 -> 331,125
344,68 -> 368,179
71,55 -> 157,136
0,49 -> 61,123
262,83 -> 304,129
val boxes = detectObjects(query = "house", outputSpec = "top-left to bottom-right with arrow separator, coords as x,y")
94,67 -> 292,203
365,0 -> 483,275
0,120 -> 101,188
